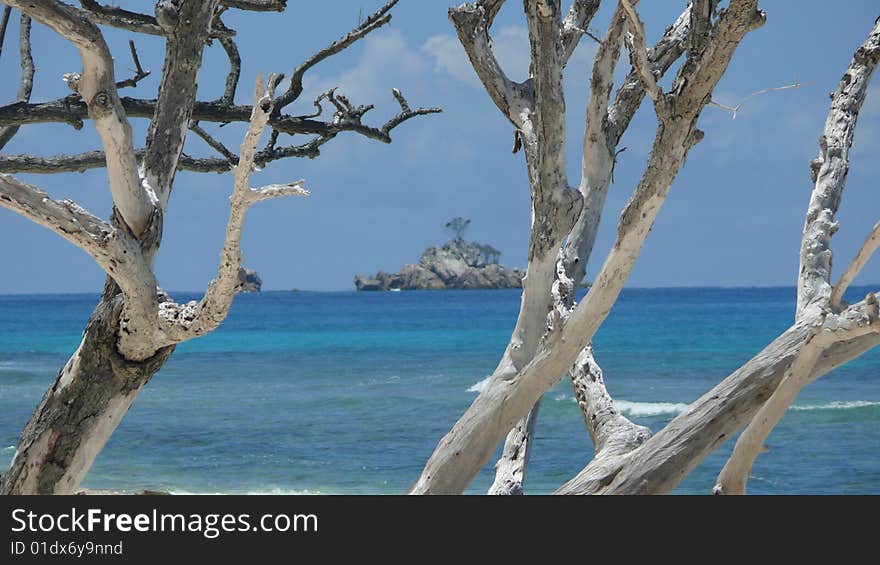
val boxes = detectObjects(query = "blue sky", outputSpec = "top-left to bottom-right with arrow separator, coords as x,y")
0,0 -> 877,293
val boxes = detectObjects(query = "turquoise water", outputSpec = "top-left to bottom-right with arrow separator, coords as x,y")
1,287 -> 878,494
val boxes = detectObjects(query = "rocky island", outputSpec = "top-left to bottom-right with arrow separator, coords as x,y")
355,218 -> 524,291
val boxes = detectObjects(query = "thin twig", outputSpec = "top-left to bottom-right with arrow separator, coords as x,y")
708,82 -> 804,119
189,121 -> 237,167
115,39 -> 151,90
274,0 -> 400,110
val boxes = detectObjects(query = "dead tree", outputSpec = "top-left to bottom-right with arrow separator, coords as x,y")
413,0 -> 879,495
0,0 -> 438,495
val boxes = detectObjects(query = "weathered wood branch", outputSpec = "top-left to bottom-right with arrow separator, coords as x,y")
221,0 -> 287,11
274,0 -> 399,111
570,345 -> 651,456
143,0 -> 219,209
798,20 -> 880,317
556,298 -> 880,494
561,0 -> 601,62
449,1 -> 532,126
0,6 -> 12,60
557,16 -> 880,495
487,400 -> 541,495
713,304 -> 880,495
620,0 -> 662,103
0,174 -> 159,360
710,19 -> 880,494
7,0 -> 154,237
216,26 -> 241,106
490,1 -> 695,495
155,76 -> 308,346
412,0 -> 763,495
0,12 -> 32,151
77,0 -> 232,38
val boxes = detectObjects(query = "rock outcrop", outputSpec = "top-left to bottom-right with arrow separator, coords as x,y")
236,268 -> 262,293
355,240 -> 524,291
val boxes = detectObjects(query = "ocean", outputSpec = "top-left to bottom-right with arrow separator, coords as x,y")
1,287 -> 878,495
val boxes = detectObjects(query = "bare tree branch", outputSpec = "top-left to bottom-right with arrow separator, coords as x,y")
555,303 -> 880,494
797,20 -> 880,318
559,15 -> 880,496
78,0 -> 165,36
221,0 -> 287,11
0,174 -> 158,350
274,0 -> 399,111
412,0 -> 765,495
620,0 -> 662,103
561,0 -> 602,61
714,300 -> 879,495
0,6 -> 11,61
449,1 -> 532,126
143,0 -> 219,209
77,0 -> 232,38
0,13 -> 32,151
0,173 -> 117,264
570,345 -> 651,456
7,0 -> 155,237
156,75 -> 309,345
189,121 -> 236,166
217,29 -> 241,105
707,82 -> 803,119
114,40 -> 151,90
831,221 -> 880,310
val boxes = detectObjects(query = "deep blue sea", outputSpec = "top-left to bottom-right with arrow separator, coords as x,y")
1,287 -> 878,494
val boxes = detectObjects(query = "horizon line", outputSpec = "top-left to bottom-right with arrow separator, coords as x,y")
1,283 -> 878,297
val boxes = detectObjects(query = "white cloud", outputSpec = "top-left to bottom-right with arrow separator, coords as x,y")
422,25 -> 531,86
303,29 -> 424,105
422,34 -> 479,86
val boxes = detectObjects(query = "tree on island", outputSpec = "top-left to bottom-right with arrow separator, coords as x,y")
410,0 -> 880,495
0,0 -> 438,494
445,216 -> 471,241
477,243 -> 502,265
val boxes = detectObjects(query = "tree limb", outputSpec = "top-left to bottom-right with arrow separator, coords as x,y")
78,0 -> 165,37
620,0 -> 662,103
561,0 -> 602,62
0,13 -> 32,151
797,21 -> 880,317
0,174 -> 158,351
7,0 -> 155,237
449,1 -> 532,127
273,0 -> 399,111
156,75 -> 308,345
221,0 -> 287,11
555,301 -> 880,494
713,304 -> 880,495
411,0 -> 764,495
0,6 -> 11,61
143,0 -> 219,210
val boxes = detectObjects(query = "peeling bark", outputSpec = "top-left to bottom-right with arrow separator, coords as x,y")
413,0 -> 763,495
0,288 -> 173,495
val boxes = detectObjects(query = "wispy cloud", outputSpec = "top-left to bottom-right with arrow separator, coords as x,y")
422,25 -> 532,87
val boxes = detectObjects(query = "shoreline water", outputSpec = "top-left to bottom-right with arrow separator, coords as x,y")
2,287 -> 878,494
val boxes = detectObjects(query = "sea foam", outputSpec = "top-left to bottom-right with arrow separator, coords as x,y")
790,400 -> 880,411
551,396 -> 880,416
